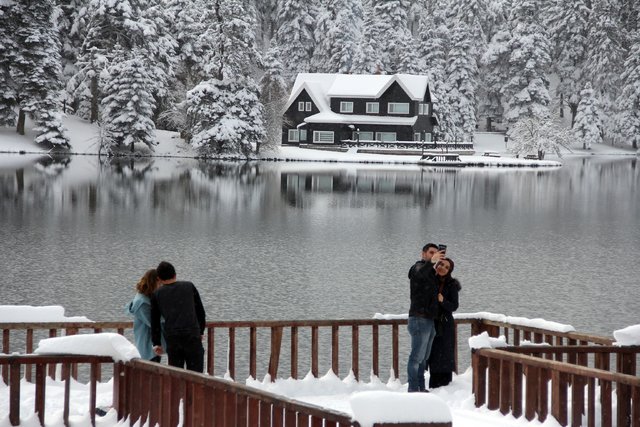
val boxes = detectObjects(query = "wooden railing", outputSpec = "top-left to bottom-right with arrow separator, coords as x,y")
1,316 -> 616,385
472,346 -> 640,427
115,358 -> 361,427
0,354 -> 114,426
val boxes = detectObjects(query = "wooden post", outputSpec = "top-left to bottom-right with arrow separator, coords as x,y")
291,326 -> 298,380
372,324 -> 379,377
250,327 -> 257,379
331,325 -> 339,376
311,326 -> 319,378
551,370 -> 568,426
392,324 -> 399,378
352,325 -> 359,381
472,350 -> 487,407
269,327 -> 283,380
35,363 -> 46,426
9,359 -> 20,426
207,327 -> 215,376
524,365 -> 539,421
228,327 -> 236,380
499,360 -> 512,415
512,362 -> 523,418
487,358 -> 500,410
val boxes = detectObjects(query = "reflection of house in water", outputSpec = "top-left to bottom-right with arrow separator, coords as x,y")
281,170 -> 423,195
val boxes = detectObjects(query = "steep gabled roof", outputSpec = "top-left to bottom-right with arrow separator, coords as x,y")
284,73 -> 431,112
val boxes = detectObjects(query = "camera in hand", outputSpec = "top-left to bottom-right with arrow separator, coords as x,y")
438,244 -> 447,254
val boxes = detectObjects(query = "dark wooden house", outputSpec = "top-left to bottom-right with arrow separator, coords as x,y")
282,73 -> 439,146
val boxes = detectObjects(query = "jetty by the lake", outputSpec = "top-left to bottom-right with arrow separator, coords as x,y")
1,315 -> 639,427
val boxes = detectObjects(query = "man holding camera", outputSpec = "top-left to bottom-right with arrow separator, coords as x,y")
406,243 -> 445,392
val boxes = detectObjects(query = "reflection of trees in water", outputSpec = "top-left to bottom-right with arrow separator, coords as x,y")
100,156 -> 155,181
36,155 -> 72,174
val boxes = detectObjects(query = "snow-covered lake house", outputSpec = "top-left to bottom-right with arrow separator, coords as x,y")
282,73 -> 439,146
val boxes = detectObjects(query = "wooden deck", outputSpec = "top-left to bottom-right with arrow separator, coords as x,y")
1,317 -> 638,427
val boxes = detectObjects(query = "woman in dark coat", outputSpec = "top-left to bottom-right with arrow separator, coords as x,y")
426,257 -> 461,388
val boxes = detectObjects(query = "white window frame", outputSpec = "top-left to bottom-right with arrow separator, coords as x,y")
366,102 -> 379,114
299,129 -> 307,141
353,131 -> 374,141
298,102 -> 305,112
376,132 -> 396,142
414,132 -> 421,141
305,102 -> 312,111
419,103 -> 430,115
313,131 -> 334,143
340,101 -> 354,113
288,129 -> 299,142
388,102 -> 410,114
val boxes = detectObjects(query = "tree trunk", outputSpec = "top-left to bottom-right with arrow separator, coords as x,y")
16,110 -> 26,135
90,75 -> 99,123
570,103 -> 578,128
538,150 -> 544,160
559,93 -> 564,118
486,117 -> 492,132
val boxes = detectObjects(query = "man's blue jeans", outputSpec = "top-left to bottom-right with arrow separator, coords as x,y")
407,316 -> 436,392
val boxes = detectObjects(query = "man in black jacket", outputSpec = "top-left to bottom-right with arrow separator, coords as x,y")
150,261 -> 206,372
406,243 -> 442,392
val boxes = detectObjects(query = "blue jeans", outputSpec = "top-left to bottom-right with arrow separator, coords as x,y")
407,316 -> 436,392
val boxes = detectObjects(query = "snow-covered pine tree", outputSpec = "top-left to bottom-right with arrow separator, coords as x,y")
313,0 -> 363,74
0,3 -> 19,127
480,20 -> 511,128
573,82 -> 603,149
585,0 -> 627,140
543,0 -> 590,125
501,0 -> 552,124
100,52 -> 157,154
614,35 -> 640,149
12,0 -> 70,148
330,5 -> 362,74
444,23 -> 478,141
275,0 -> 315,81
372,0 -> 412,74
187,0 -> 264,157
352,1 -> 382,74
259,45 -> 288,154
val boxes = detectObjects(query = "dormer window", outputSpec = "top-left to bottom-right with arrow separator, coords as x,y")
388,102 -> 409,114
305,102 -> 312,111
340,102 -> 354,113
298,102 -> 305,111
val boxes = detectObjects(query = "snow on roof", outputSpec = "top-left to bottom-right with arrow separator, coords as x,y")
285,73 -> 431,112
304,111 -> 418,126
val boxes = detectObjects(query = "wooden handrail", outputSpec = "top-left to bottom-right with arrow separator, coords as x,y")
0,354 -> 115,426
472,346 -> 640,427
117,359 -> 361,427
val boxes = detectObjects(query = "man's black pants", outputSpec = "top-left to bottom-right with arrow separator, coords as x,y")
165,335 -> 204,373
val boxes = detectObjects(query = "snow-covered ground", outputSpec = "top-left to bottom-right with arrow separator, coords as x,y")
2,306 -> 640,427
0,116 -> 636,167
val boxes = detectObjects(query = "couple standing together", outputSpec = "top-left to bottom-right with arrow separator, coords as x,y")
407,243 -> 461,392
126,261 -> 206,372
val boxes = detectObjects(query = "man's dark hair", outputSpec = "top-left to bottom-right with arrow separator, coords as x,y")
156,261 -> 176,281
422,243 -> 438,252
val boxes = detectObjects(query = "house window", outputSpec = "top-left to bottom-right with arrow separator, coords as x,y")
366,102 -> 379,114
353,131 -> 374,141
376,132 -> 396,142
299,129 -> 307,141
388,103 -> 410,114
313,131 -> 334,143
288,129 -> 299,142
414,133 -> 421,141
305,102 -> 312,111
340,102 -> 354,113
419,103 -> 430,115
424,133 -> 432,142
298,102 -> 305,112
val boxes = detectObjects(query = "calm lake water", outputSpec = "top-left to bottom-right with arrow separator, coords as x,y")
1,154 -> 639,340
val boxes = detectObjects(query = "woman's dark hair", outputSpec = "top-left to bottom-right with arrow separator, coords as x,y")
136,269 -> 159,297
156,261 -> 176,281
